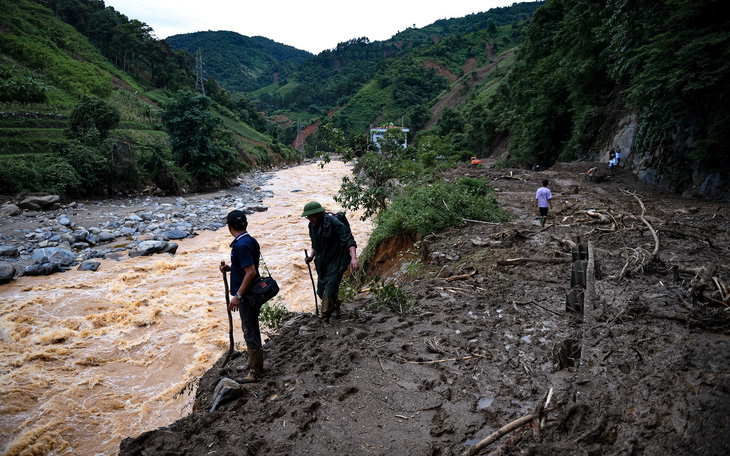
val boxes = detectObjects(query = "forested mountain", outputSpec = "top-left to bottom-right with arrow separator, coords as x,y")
165,31 -> 312,94
0,0 -> 297,199
2,0 -> 727,200
466,0 -> 729,198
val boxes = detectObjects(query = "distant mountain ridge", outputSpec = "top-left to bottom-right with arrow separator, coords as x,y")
165,31 -> 312,93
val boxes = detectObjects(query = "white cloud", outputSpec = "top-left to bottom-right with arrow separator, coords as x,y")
104,0 -> 523,54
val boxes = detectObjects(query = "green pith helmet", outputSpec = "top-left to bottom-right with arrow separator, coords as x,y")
302,201 -> 325,216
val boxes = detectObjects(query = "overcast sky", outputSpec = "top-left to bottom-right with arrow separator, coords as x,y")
104,0 -> 526,54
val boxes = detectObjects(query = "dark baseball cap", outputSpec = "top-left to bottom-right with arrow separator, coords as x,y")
226,210 -> 247,226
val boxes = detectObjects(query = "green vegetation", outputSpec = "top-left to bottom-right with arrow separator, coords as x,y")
467,0 -> 730,189
166,31 -> 311,94
161,91 -> 239,185
363,177 -> 509,263
260,297 -> 288,329
0,0 -> 298,197
366,282 -> 416,314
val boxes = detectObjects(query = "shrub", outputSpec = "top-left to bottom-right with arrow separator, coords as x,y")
0,155 -> 80,196
363,177 -> 509,262
260,297 -> 287,329
367,282 -> 416,314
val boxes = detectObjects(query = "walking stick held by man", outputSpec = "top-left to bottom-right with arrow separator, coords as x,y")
304,249 -> 319,316
220,261 -> 235,367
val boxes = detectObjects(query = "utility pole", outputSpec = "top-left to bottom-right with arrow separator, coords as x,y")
295,117 -> 304,154
195,48 -> 205,96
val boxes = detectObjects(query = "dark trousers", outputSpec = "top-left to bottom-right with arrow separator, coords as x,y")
238,297 -> 262,350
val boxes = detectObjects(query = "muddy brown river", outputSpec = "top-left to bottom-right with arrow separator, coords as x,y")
0,161 -> 371,455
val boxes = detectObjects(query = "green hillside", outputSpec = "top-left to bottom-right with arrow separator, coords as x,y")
165,31 -> 312,95
0,0 -> 297,198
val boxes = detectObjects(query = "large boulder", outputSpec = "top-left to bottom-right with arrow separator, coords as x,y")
0,261 -> 15,284
31,247 -> 76,266
18,195 -> 61,211
129,240 -> 178,258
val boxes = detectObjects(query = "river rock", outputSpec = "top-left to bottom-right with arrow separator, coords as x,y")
1,203 -> 20,217
78,260 -> 100,271
58,215 -> 72,226
97,231 -> 116,242
0,245 -> 18,257
129,240 -> 178,258
0,261 -> 15,283
160,229 -> 187,240
18,195 -> 61,211
24,262 -> 62,276
31,247 -> 76,266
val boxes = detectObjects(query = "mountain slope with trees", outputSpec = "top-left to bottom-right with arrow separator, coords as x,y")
0,0 -> 299,199
165,31 -> 312,94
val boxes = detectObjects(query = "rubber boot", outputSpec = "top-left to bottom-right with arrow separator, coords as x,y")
333,298 -> 342,318
241,349 -> 263,383
321,296 -> 335,323
540,216 -> 546,227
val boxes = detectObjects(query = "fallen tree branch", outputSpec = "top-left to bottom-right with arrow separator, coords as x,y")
616,189 -> 661,279
461,401 -> 567,456
406,354 -> 485,365
498,257 -> 571,266
622,188 -> 659,257
463,218 -> 501,225
445,270 -> 477,281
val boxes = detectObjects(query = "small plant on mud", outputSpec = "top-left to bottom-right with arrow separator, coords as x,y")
368,281 -> 416,314
260,297 -> 287,329
338,276 -> 360,303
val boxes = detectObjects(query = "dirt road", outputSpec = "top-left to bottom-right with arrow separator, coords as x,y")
120,161 -> 730,455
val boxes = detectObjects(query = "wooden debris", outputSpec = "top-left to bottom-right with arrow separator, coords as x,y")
498,257 -> 570,266
406,354 -> 485,365
460,397 -> 566,456
444,270 -> 477,281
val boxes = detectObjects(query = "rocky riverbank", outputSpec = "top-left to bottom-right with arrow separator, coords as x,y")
0,169 -> 288,284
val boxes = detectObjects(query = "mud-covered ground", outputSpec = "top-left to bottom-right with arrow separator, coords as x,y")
119,161 -> 730,456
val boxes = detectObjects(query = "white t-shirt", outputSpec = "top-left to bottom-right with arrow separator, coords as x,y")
536,187 -> 552,208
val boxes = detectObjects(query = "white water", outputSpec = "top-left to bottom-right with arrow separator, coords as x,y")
0,161 -> 371,455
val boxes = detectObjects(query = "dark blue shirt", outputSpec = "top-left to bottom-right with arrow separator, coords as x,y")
230,232 -> 260,295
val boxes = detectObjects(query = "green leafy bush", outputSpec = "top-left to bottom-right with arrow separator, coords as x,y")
367,282 -> 415,314
260,297 -> 287,329
0,155 -> 80,195
0,66 -> 49,103
363,177 -> 508,262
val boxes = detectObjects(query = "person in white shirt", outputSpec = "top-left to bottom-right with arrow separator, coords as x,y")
535,179 -> 552,228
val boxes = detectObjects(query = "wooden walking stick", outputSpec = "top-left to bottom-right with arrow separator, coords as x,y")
304,249 -> 319,316
220,261 -> 235,367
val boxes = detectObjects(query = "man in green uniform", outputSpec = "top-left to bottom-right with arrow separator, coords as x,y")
302,201 -> 359,323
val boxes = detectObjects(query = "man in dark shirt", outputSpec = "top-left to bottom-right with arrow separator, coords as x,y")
219,210 -> 263,382
302,201 -> 359,323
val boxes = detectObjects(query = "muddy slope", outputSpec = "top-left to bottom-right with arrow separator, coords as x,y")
120,161 -> 730,456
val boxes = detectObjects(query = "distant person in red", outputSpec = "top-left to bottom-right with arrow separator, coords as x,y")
535,179 -> 552,228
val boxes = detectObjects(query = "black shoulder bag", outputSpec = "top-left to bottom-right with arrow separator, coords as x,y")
246,252 -> 279,309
